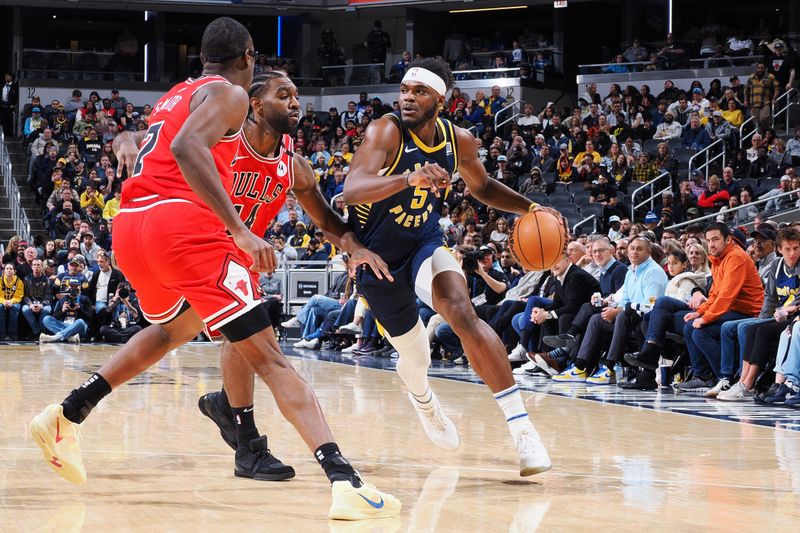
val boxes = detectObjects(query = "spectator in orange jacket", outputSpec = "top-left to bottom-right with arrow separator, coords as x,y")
677,222 -> 763,391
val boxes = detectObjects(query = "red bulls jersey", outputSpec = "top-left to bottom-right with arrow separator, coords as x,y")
230,132 -> 295,238
121,75 -> 242,207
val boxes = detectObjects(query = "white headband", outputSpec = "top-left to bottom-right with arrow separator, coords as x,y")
402,67 -> 447,96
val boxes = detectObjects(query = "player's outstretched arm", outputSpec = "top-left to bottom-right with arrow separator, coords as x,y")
172,84 -> 274,272
293,156 -> 393,281
343,117 -> 449,205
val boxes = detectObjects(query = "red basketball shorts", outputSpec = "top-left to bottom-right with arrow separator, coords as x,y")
114,196 -> 262,331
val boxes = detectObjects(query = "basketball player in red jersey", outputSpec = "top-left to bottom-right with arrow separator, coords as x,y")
29,17 -> 399,520
196,71 -> 396,480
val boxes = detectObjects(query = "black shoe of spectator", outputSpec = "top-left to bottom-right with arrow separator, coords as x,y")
541,333 -> 576,349
618,369 -> 657,390
624,351 -> 658,371
754,383 -> 781,404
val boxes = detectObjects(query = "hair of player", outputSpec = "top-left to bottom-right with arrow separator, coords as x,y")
201,17 -> 251,64
406,57 -> 454,92
249,72 -> 288,100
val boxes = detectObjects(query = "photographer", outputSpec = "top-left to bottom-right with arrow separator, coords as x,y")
40,279 -> 92,343
434,246 -> 509,362
22,258 -> 54,337
54,255 -> 90,306
97,282 -> 142,343
462,245 -> 509,305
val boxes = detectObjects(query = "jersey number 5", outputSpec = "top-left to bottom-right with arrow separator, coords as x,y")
131,121 -> 165,177
409,163 -> 428,209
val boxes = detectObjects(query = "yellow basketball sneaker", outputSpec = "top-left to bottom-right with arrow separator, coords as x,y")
328,480 -> 401,520
29,404 -> 86,485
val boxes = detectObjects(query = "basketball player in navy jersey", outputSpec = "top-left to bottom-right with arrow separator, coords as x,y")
345,57 -> 565,476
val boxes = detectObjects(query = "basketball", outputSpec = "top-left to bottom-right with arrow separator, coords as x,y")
508,210 -> 568,271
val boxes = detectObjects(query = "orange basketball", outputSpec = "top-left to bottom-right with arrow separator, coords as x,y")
508,210 -> 568,271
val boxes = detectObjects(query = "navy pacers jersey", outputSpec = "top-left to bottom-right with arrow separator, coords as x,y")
775,258 -> 800,307
349,112 -> 459,265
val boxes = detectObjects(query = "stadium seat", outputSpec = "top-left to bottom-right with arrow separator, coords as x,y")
525,192 -> 549,206
579,203 -> 606,224
548,191 -> 572,205
643,138 -> 662,154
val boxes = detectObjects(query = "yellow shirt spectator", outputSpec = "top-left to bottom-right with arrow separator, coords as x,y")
721,108 -> 744,128
80,188 -> 105,210
103,195 -> 120,220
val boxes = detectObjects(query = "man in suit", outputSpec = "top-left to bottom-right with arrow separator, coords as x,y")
542,237 -> 628,349
552,236 -> 668,384
528,254 -> 600,363
1,72 -> 19,137
87,251 -> 126,338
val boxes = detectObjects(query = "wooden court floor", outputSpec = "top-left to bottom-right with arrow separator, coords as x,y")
1,343 -> 800,532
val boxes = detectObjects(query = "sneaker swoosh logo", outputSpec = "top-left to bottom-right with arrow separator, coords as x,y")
243,407 -> 254,413
55,418 -> 64,443
49,456 -> 63,468
357,494 -> 385,509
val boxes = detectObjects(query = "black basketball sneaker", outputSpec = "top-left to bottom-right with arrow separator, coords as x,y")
235,436 -> 296,481
198,391 -> 238,450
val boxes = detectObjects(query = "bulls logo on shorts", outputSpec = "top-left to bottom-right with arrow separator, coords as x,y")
221,261 -> 257,302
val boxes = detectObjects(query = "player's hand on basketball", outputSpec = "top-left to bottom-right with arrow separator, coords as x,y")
233,229 -> 277,273
528,204 -> 570,244
407,162 -> 450,197
347,247 -> 394,282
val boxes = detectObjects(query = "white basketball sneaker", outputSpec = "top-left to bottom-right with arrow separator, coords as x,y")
408,391 -> 460,451
514,425 -> 552,477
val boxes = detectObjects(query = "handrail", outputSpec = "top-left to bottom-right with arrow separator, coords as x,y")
453,66 -> 521,76
470,46 -> 560,58
494,100 -> 525,131
634,184 -> 672,215
578,54 -> 763,72
578,60 -> 651,69
630,171 -> 670,220
320,63 -> 385,70
666,188 -> 798,231
573,214 -> 595,234
688,137 -> 726,179
739,115 -> 757,149
0,130 -> 32,243
772,87 -> 798,133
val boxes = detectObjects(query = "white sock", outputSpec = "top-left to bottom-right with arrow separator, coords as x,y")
387,318 -> 432,398
493,385 -> 531,437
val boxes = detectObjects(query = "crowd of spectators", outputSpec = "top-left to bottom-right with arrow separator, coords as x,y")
2,30 -> 800,415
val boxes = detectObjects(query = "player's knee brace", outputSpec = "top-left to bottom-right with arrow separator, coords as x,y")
389,318 -> 432,395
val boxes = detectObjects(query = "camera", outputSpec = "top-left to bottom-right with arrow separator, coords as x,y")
118,284 -> 130,299
461,251 -> 480,273
462,247 -> 491,273
67,287 -> 79,307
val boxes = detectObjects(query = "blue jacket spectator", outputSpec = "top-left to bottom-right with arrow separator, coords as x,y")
682,117 -> 712,150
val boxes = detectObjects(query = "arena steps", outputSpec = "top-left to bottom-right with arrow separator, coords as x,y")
0,139 -> 47,244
